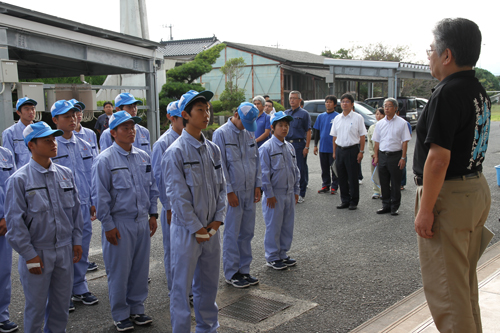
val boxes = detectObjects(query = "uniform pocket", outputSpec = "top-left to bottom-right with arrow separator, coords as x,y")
111,168 -> 132,189
26,187 -> 50,213
59,181 -> 75,208
270,153 -> 284,170
225,144 -> 240,162
183,162 -> 202,187
247,141 -> 257,159
214,162 -> 223,185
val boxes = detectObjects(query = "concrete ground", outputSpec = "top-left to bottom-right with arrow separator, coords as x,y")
5,124 -> 500,333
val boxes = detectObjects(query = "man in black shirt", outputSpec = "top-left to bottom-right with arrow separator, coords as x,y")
413,18 -> 491,333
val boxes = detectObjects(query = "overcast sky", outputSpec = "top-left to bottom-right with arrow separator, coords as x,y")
5,0 -> 500,76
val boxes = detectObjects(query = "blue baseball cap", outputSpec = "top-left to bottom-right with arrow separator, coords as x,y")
51,100 -> 79,117
69,99 -> 86,111
23,121 -> 63,146
270,111 -> 294,126
237,102 -> 259,132
16,97 -> 37,110
179,90 -> 213,111
167,101 -> 181,117
115,93 -> 143,108
108,111 -> 142,130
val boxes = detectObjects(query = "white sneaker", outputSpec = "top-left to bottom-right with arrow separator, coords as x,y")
298,196 -> 305,204
372,193 -> 380,199
358,180 -> 363,185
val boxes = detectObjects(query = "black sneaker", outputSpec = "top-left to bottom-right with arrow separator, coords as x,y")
72,292 -> 98,305
318,186 -> 329,194
0,320 -> 18,333
242,273 -> 259,286
189,294 -> 194,307
129,314 -> 152,326
114,318 -> 134,331
283,257 -> 297,267
225,273 -> 250,288
87,262 -> 98,272
69,300 -> 75,312
266,260 -> 287,270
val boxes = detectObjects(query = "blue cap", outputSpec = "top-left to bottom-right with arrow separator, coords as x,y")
237,102 -> 259,132
178,90 -> 213,111
51,100 -> 79,117
115,93 -> 143,108
16,97 -> 37,110
270,111 -> 294,126
108,111 -> 142,130
23,121 -> 63,146
69,99 -> 86,111
167,101 -> 181,117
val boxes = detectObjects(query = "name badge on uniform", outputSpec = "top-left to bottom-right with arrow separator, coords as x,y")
59,181 -> 74,192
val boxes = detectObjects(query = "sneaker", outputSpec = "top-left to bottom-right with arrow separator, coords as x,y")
298,196 -> 305,204
372,193 -> 380,199
331,188 -> 337,195
87,262 -> 98,272
72,292 -> 98,305
114,318 -> 134,331
0,320 -> 18,333
242,273 -> 259,286
189,294 -> 194,307
358,179 -> 363,185
283,257 -> 297,267
129,314 -> 152,326
266,260 -> 287,270
225,273 -> 250,288
69,300 -> 75,312
318,186 -> 329,194
148,277 -> 151,284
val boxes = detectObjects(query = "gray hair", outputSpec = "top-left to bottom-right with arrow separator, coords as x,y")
384,98 -> 398,109
252,95 -> 265,105
289,91 -> 302,100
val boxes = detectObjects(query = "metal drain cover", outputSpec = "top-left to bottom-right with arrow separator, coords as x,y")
219,294 -> 291,323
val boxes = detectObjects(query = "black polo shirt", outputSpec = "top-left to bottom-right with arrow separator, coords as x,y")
413,70 -> 491,178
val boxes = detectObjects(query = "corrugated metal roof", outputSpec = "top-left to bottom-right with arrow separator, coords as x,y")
158,36 -> 220,57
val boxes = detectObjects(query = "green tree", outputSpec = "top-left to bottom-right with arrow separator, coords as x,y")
321,48 -> 353,59
360,43 -> 413,62
21,75 -> 107,85
219,57 -> 246,110
475,68 -> 500,91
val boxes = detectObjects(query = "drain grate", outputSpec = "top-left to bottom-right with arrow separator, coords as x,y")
219,294 -> 291,324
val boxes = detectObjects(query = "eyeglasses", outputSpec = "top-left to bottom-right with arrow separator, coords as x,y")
426,49 -> 435,57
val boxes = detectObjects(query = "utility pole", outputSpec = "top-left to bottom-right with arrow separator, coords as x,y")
270,42 -> 280,48
162,24 -> 173,41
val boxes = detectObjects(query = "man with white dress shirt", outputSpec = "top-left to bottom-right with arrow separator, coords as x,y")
372,98 -> 411,215
330,93 -> 367,210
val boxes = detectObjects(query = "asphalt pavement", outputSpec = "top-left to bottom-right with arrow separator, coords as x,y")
6,124 -> 500,332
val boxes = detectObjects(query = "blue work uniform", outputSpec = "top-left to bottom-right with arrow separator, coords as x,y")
285,107 -> 311,197
212,118 -> 262,281
152,128 -> 180,292
0,147 -> 16,324
5,159 -> 83,333
99,125 -> 151,155
313,111 -> 339,190
52,134 -> 94,296
164,129 -> 226,333
255,112 -> 271,147
2,121 -> 32,168
74,126 -> 99,156
92,143 -> 159,322
259,135 -> 300,262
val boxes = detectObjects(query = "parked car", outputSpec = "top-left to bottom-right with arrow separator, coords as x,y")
303,99 -> 376,130
416,98 -> 428,118
364,97 -> 419,128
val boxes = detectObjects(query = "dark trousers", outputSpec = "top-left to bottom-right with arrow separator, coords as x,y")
291,141 -> 308,197
319,152 -> 338,190
401,157 -> 408,187
378,151 -> 403,210
336,146 -> 360,206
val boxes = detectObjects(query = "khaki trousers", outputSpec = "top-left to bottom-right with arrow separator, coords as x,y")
415,174 -> 491,333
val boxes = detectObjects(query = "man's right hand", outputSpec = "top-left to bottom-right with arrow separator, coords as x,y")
227,192 -> 239,207
313,147 -> 318,155
27,256 -> 44,275
266,197 -> 277,209
195,227 -> 210,244
0,218 -> 7,236
167,210 -> 172,225
105,228 -> 121,245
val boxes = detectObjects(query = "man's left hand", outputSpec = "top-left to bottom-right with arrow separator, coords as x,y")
0,218 -> 7,236
415,209 -> 435,239
73,245 -> 83,263
398,158 -> 406,170
303,148 -> 309,157
357,152 -> 364,163
90,206 -> 97,221
149,216 -> 158,237
207,221 -> 222,235
254,187 -> 262,203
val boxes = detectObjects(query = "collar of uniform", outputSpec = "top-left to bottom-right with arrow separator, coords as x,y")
30,157 -> 56,174
57,133 -> 77,144
341,110 -> 353,118
227,117 -> 241,134
432,69 -> 475,92
112,141 -> 138,156
287,107 -> 302,115
271,135 -> 284,146
182,128 -> 206,149
15,120 -> 28,131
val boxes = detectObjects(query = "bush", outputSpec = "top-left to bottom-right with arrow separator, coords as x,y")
273,101 -> 285,112
219,87 -> 245,111
211,100 -> 223,113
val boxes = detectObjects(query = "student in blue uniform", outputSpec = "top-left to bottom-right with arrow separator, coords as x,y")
2,97 -> 37,168
164,90 -> 227,333
313,95 -> 339,194
213,102 -> 262,288
152,100 -> 182,291
71,99 -> 99,157
92,111 -> 159,332
5,122 -> 83,333
99,93 -> 151,155
0,147 -> 17,333
259,111 -> 300,270
50,100 -> 99,311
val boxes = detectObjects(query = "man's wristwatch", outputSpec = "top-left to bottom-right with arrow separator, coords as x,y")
359,151 -> 364,153
305,147 -> 309,150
